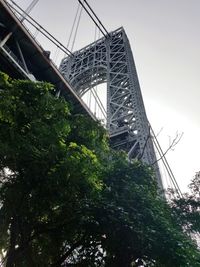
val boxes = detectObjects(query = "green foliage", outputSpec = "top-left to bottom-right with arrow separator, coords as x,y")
171,174 -> 200,235
78,154 -> 200,267
0,73 -> 103,266
0,72 -> 200,267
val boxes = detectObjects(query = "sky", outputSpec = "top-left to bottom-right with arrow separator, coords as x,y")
10,0 -> 200,192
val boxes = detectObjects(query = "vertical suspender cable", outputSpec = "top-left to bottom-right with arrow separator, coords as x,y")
67,3 -> 81,50
94,25 -> 97,116
21,0 -> 39,22
70,3 -> 83,52
24,0 -> 39,16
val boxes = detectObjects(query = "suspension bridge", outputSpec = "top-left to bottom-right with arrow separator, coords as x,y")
0,0 -> 182,197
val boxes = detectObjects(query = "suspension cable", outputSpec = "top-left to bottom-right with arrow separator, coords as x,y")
8,6 -> 71,56
78,0 -> 109,38
150,125 -> 183,198
82,0 -> 110,36
152,137 -> 180,196
67,2 -> 84,52
70,3 -> 83,52
7,0 -> 73,56
24,0 -> 39,18
94,25 -> 98,116
91,85 -> 107,117
53,46 -> 60,64
67,3 -> 81,50
90,89 -> 107,119
89,23 -> 97,116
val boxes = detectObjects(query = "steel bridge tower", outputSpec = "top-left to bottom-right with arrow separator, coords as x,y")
60,27 -> 163,189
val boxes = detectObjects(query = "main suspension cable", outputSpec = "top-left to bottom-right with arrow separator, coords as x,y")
82,0 -> 110,36
78,0 -> 109,38
7,0 -> 73,56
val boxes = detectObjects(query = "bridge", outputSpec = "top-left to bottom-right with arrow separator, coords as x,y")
0,0 -> 94,118
0,0 -> 182,195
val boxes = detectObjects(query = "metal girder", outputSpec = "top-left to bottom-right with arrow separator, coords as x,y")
60,27 -> 163,189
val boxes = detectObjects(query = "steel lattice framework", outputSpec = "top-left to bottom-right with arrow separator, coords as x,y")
60,27 -> 163,189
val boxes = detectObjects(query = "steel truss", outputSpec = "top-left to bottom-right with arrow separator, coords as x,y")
60,27 -> 163,189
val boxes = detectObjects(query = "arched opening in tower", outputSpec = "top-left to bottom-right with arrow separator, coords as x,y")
81,82 -> 107,126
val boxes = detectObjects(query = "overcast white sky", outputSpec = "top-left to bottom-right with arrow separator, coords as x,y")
12,0 -> 200,192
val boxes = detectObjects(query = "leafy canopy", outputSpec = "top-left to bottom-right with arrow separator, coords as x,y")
0,72 -> 199,267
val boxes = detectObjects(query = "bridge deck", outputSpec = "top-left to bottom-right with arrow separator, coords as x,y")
0,0 -> 95,118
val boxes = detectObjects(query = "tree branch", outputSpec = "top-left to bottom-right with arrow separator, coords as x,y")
152,132 -> 183,165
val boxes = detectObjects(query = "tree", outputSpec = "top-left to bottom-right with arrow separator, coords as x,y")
0,72 -> 104,266
171,172 -> 200,235
75,153 -> 200,267
0,72 -> 200,267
